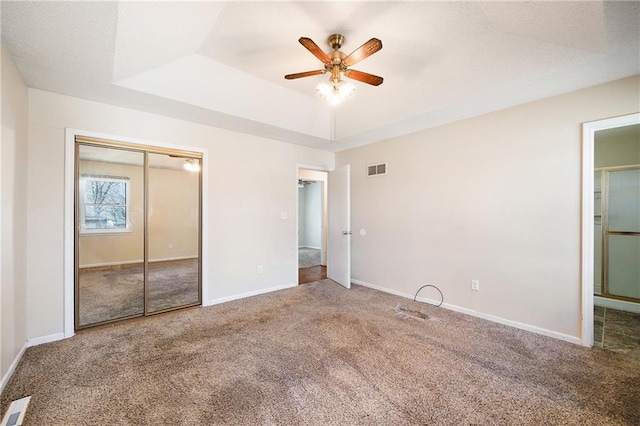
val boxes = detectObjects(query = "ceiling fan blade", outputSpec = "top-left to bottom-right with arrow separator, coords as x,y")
299,37 -> 331,65
342,38 -> 382,67
284,70 -> 326,80
344,69 -> 384,86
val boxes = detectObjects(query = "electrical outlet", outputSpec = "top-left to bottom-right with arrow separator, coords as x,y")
168,243 -> 174,249
471,280 -> 480,291
257,265 -> 263,274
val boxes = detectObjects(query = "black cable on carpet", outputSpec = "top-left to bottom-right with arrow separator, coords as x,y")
413,284 -> 443,307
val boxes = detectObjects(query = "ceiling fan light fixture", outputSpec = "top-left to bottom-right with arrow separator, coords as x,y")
285,34 -> 383,108
183,159 -> 201,172
316,80 -> 355,107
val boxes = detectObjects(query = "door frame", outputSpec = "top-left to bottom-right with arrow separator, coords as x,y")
581,112 -> 640,346
296,164 -> 329,284
64,128 -> 208,338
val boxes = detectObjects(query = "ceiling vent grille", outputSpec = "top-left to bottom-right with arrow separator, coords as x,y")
367,162 -> 387,177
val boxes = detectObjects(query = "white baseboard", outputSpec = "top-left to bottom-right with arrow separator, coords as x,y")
27,333 -> 65,347
206,283 -> 298,306
352,279 -> 581,345
0,342 -> 27,394
595,296 -> 640,314
1,332 -> 66,394
80,255 -> 198,269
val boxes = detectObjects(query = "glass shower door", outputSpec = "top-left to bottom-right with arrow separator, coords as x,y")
594,171 -> 602,295
605,168 -> 640,301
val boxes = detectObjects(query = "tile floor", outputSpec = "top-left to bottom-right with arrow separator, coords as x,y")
594,305 -> 640,355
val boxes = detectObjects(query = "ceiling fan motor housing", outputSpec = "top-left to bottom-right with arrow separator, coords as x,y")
328,33 -> 345,50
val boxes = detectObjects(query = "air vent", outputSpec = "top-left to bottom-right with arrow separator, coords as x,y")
367,162 -> 387,177
1,396 -> 31,426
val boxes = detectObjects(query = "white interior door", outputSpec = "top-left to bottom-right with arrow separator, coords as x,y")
328,164 -> 351,288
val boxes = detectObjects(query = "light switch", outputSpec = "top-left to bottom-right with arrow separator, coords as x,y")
280,212 -> 288,220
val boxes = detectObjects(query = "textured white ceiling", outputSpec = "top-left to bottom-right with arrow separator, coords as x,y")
113,2 -> 225,81
2,1 -> 639,152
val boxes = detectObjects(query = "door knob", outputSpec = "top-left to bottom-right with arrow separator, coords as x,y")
342,231 -> 352,235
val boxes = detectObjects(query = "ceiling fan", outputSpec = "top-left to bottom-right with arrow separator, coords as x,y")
298,179 -> 316,188
285,34 -> 383,105
168,154 -> 201,172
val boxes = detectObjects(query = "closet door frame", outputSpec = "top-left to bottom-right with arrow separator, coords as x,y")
65,129 -> 207,336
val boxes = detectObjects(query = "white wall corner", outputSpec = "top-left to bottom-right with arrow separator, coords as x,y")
27,333 -> 65,348
351,279 -> 582,345
0,341 -> 27,394
206,282 -> 298,307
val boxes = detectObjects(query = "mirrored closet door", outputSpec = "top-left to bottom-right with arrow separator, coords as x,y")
147,152 -> 201,313
75,138 -> 202,330
76,145 -> 145,327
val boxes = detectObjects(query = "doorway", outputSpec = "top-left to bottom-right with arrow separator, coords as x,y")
74,137 -> 202,329
582,114 -> 640,349
592,125 -> 640,351
297,169 -> 328,284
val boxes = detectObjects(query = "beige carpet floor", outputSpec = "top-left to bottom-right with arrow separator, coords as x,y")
2,280 -> 639,425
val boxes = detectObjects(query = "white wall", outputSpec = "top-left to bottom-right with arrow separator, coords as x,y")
298,182 -> 322,249
302,182 -> 322,249
299,169 -> 328,265
297,185 -> 307,247
1,44 -> 29,388
147,165 -> 200,261
27,89 -> 334,340
336,75 -> 640,341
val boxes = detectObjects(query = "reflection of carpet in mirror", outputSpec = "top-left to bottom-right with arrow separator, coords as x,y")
78,258 -> 199,327
299,248 -> 320,268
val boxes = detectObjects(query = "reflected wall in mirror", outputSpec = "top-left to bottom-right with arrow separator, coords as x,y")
147,153 -> 201,313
